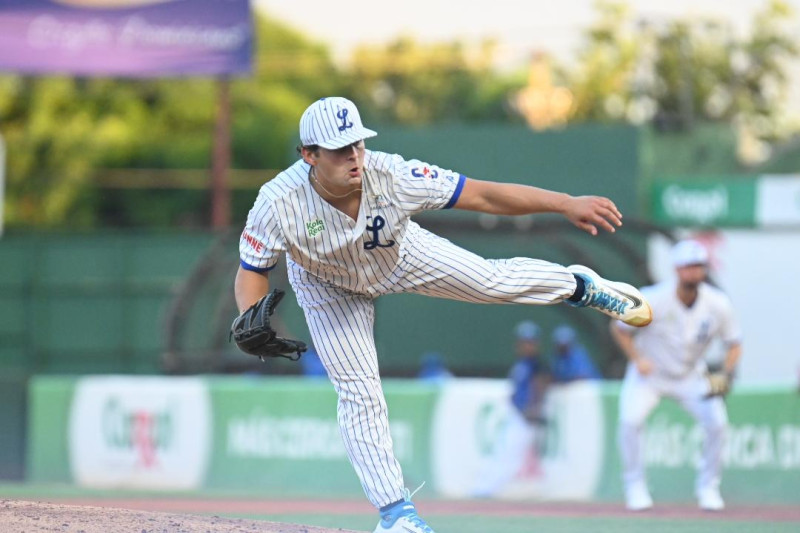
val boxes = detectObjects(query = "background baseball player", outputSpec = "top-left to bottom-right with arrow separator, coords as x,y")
610,239 -> 742,512
233,96 -> 652,533
476,320 -> 549,497
548,324 -> 602,382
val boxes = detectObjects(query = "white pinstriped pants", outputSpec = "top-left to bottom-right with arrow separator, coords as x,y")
289,229 -> 576,508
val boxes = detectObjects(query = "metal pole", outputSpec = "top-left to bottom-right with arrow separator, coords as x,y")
211,78 -> 231,229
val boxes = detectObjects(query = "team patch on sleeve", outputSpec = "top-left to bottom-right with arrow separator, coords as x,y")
411,166 -> 439,179
242,231 -> 265,254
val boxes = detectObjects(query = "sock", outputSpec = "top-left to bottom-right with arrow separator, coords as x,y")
379,499 -> 405,513
567,274 -> 586,303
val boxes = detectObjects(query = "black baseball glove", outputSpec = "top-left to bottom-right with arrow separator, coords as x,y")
230,289 -> 307,361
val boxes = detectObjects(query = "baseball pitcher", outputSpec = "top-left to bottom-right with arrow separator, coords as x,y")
233,97 -> 652,533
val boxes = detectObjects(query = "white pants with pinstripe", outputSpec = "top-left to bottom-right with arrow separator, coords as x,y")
289,227 -> 576,508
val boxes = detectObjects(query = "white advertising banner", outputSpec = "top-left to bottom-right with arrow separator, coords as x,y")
431,379 -> 604,500
756,176 -> 800,227
69,376 -> 211,490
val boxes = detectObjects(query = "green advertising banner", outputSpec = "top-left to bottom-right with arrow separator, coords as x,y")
27,377 -> 77,483
596,384 -> 800,504
651,181 -> 758,227
651,175 -> 800,228
205,377 -> 438,496
27,376 -> 799,505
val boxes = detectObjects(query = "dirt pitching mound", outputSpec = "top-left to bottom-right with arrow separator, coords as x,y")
0,499 -> 366,533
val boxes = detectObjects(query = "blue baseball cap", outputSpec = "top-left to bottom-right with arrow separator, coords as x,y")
514,320 -> 540,341
552,325 -> 576,345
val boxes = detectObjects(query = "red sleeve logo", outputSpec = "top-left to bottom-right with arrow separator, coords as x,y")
242,232 -> 264,254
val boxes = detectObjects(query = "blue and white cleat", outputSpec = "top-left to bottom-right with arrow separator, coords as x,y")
373,500 -> 435,533
566,265 -> 652,327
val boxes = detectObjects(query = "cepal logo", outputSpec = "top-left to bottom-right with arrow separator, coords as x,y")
102,398 -> 173,468
663,185 -> 728,224
411,166 -> 439,179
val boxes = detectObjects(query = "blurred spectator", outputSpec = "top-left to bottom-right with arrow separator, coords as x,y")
548,324 -> 602,382
475,320 -> 548,496
417,351 -> 453,383
510,320 -> 549,422
301,345 -> 328,378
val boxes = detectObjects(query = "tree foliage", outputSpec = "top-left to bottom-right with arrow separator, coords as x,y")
569,1 -> 641,123
0,3 -> 797,229
343,37 -> 522,125
568,0 -> 798,138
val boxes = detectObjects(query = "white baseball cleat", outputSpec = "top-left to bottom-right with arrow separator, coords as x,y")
374,501 -> 435,533
625,482 -> 654,511
566,265 -> 653,327
697,487 -> 725,511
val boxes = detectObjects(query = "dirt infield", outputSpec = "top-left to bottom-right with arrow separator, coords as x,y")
3,496 -> 800,532
19,496 -> 800,522
0,499 -> 366,533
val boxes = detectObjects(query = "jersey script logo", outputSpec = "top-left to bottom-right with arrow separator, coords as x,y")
336,108 -> 353,131
364,215 -> 396,249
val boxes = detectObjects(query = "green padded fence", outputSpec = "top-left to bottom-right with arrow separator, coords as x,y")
28,376 -> 800,504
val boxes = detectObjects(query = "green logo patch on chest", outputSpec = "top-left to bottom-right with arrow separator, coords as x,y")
306,219 -> 325,237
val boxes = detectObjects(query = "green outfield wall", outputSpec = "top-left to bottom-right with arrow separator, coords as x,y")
28,376 -> 800,504
0,232 -> 216,376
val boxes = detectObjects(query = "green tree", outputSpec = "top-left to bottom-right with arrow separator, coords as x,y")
569,1 -> 641,123
231,12 -> 344,169
568,0 -> 798,138
342,37 -> 522,125
730,0 -> 798,139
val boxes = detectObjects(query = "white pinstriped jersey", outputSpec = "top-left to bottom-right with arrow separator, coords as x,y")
240,150 -> 465,290
615,281 -> 741,379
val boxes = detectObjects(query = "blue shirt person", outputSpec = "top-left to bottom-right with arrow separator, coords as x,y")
509,321 -> 548,421
548,325 -> 601,382
301,345 -> 328,378
417,351 -> 454,384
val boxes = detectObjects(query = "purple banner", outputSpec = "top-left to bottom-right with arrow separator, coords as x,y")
0,0 -> 252,77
